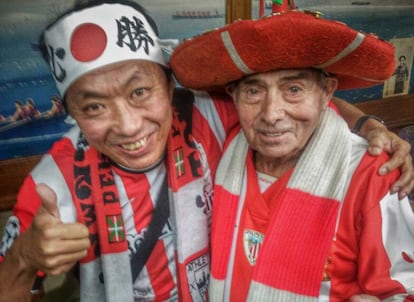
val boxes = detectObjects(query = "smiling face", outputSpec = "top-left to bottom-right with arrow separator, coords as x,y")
228,69 -> 337,177
66,60 -> 174,170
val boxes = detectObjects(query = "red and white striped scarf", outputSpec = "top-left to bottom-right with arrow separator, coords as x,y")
210,107 -> 352,301
70,101 -> 211,302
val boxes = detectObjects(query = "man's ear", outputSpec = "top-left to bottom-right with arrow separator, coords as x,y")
225,83 -> 236,96
168,78 -> 175,102
323,77 -> 338,106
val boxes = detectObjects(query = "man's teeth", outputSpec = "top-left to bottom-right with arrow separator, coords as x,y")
265,132 -> 282,137
121,137 -> 148,151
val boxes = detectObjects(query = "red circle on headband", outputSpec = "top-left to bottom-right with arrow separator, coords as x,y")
71,23 -> 107,62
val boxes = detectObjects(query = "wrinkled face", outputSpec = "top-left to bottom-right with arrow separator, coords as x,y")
66,60 -> 174,170
228,69 -> 337,174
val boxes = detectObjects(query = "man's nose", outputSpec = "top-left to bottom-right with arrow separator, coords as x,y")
260,91 -> 286,124
112,103 -> 141,135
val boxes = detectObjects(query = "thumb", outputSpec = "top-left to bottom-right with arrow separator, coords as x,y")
36,183 -> 61,220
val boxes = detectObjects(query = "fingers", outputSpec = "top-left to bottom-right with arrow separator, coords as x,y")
388,157 -> 414,199
365,127 -> 393,156
366,128 -> 414,199
380,138 -> 414,199
21,184 -> 91,275
39,221 -> 90,241
378,146 -> 407,176
366,136 -> 384,156
366,128 -> 411,159
25,222 -> 90,275
36,252 -> 84,276
38,232 -> 90,275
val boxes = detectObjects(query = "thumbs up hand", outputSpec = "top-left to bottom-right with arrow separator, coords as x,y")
19,183 -> 90,275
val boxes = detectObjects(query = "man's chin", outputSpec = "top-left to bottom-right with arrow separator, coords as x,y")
112,154 -> 165,172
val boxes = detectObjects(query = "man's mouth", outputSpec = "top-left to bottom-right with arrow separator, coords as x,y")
263,132 -> 284,137
121,136 -> 148,151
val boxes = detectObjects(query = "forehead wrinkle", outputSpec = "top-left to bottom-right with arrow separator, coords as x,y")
74,63 -> 162,99
241,69 -> 316,86
277,70 -> 315,83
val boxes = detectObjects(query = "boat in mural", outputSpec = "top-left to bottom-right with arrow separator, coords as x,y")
351,1 -> 371,5
172,10 -> 224,19
0,113 -> 71,160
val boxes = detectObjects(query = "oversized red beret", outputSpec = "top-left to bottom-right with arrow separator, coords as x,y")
170,10 -> 396,91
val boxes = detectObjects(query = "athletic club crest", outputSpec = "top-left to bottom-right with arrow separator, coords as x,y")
186,253 -> 209,302
243,229 -> 264,265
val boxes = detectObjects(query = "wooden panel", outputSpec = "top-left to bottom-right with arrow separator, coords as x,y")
226,0 -> 252,23
354,94 -> 414,132
0,155 -> 41,211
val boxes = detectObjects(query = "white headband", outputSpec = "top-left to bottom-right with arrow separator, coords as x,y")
44,3 -> 167,96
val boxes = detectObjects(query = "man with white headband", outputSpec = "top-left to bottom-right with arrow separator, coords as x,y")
0,1 -> 413,301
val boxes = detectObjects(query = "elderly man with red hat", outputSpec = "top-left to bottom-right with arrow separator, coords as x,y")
0,1 -> 413,302
170,1 -> 414,301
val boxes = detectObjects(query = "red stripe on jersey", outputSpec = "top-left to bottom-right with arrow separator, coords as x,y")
146,239 -> 174,300
210,185 -> 240,280
115,169 -> 154,231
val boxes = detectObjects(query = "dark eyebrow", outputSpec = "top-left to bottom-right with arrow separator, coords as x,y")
240,77 -> 263,86
72,73 -> 146,100
78,90 -> 106,100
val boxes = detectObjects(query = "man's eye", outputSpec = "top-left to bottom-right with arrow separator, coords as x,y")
289,86 -> 301,93
133,88 -> 147,97
246,88 -> 259,96
84,103 -> 103,113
